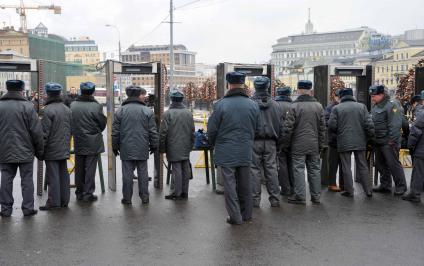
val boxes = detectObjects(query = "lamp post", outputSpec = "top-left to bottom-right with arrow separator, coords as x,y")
105,24 -> 123,104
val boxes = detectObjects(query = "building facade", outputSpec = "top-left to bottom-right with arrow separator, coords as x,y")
374,45 -> 424,88
65,36 -> 100,66
121,44 -> 197,88
0,25 -> 83,90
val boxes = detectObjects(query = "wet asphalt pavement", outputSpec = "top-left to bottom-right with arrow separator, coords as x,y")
1,151 -> 424,265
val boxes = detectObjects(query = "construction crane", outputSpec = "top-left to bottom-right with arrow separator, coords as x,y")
0,0 -> 61,32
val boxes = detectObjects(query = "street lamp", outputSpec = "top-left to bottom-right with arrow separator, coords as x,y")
105,24 -> 123,104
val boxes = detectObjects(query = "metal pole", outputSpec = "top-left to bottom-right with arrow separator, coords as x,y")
169,0 -> 174,90
106,60 -> 116,191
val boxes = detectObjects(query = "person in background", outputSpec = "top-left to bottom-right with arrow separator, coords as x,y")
70,82 -> 107,202
208,71 -> 260,225
282,80 -> 326,205
39,82 -> 72,211
324,89 -> 343,192
161,90 -> 195,200
112,86 -> 158,205
0,80 -> 44,217
275,86 -> 294,196
64,87 -> 78,107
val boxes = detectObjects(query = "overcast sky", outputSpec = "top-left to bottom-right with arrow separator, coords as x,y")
1,0 -> 423,64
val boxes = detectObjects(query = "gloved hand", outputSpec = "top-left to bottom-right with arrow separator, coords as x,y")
149,147 -> 156,155
36,152 -> 44,161
113,149 -> 119,157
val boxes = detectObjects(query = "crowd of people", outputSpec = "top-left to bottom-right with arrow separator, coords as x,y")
0,74 -> 422,225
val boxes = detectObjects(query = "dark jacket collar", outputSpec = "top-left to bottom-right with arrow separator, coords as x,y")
76,94 -> 98,103
170,101 -> 186,109
45,96 -> 64,105
122,97 -> 146,106
224,88 -> 249,98
0,91 -> 27,101
275,95 -> 292,102
294,94 -> 317,103
340,95 -> 356,103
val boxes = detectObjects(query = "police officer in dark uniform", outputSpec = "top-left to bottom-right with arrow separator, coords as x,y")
250,77 -> 282,207
328,88 -> 375,198
282,80 -> 326,205
112,86 -> 158,205
71,82 -> 107,202
39,83 -> 72,210
369,85 -> 407,195
0,80 -> 44,217
208,72 -> 260,225
403,101 -> 424,203
275,87 -> 294,196
160,90 -> 195,200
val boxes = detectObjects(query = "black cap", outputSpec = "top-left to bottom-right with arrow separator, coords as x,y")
369,85 -> 385,95
80,82 -> 96,95
226,71 -> 246,85
298,80 -> 312,90
125,86 -> 142,97
254,76 -> 270,91
339,88 -> 353,98
334,89 -> 341,97
411,94 -> 422,105
6,80 -> 25,91
276,86 -> 292,96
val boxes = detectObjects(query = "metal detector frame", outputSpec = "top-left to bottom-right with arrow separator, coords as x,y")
105,60 -> 165,191
0,59 -> 46,196
216,62 -> 275,98
313,65 -> 373,110
313,64 -> 374,186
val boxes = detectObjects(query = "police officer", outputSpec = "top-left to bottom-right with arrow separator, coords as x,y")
160,90 -> 195,200
275,87 -> 294,196
324,89 -> 344,192
39,83 -> 72,210
369,85 -> 408,195
208,72 -> 260,225
112,86 -> 158,205
282,80 -> 326,205
71,82 -> 107,202
328,88 -> 375,198
250,77 -> 282,207
0,80 -> 43,217
403,105 -> 424,203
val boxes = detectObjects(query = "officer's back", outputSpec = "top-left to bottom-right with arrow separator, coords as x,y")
114,93 -> 156,161
70,85 -> 106,156
208,84 -> 259,167
0,82 -> 43,163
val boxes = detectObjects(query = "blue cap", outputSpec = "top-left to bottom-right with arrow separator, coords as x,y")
298,80 -> 313,90
45,82 -> 62,95
6,80 -> 25,91
125,85 -> 142,97
339,88 -> 353,98
226,71 -> 246,85
169,90 -> 184,99
276,86 -> 292,96
254,76 -> 270,91
335,89 -> 341,97
80,82 -> 96,95
369,85 -> 385,95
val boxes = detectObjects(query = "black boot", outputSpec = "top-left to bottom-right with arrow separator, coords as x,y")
402,193 -> 421,203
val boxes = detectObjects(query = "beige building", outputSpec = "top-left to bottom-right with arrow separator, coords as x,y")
65,37 -> 100,66
374,45 -> 424,88
66,74 -> 106,90
0,27 -> 30,57
122,44 -> 198,88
